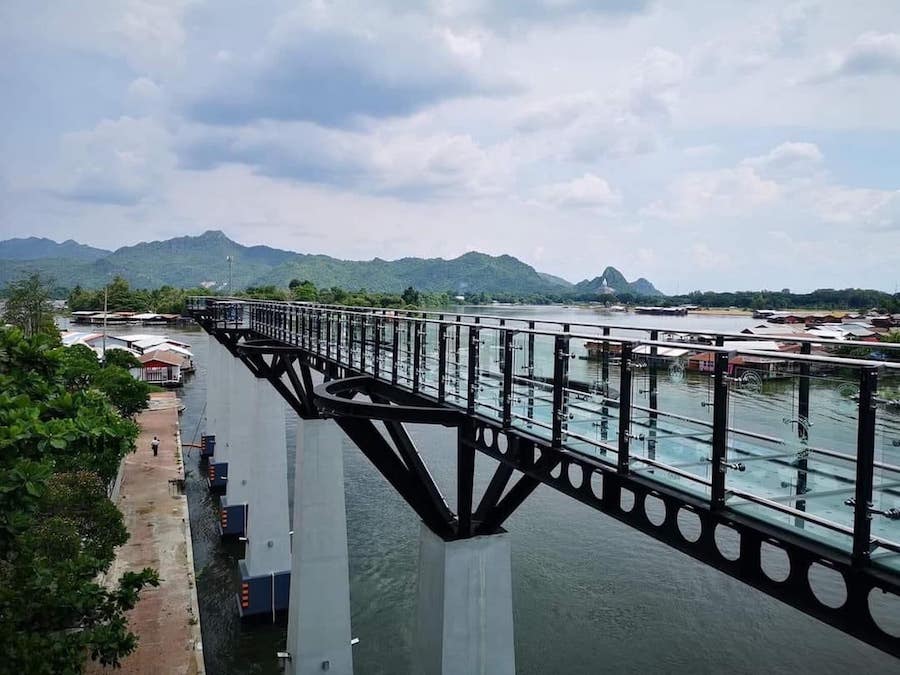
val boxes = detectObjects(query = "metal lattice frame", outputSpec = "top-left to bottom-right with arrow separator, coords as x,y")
188,300 -> 900,658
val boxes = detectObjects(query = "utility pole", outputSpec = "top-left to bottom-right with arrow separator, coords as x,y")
226,255 -> 234,295
102,280 -> 109,365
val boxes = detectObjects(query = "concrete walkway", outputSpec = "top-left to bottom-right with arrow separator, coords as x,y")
87,392 -> 204,675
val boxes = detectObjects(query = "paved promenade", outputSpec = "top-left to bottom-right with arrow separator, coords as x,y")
87,392 -> 204,674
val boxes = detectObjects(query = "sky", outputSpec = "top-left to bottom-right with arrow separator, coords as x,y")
1,1 -> 899,294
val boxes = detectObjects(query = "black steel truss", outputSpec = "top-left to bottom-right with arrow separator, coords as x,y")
188,302 -> 900,658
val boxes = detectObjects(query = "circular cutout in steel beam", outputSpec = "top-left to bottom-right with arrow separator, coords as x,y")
760,542 -> 790,583
620,489 -> 635,512
567,463 -> 583,490
808,563 -> 847,609
644,495 -> 666,526
714,525 -> 740,561
677,509 -> 702,543
591,472 -> 604,500
483,427 -> 494,447
869,587 -> 900,638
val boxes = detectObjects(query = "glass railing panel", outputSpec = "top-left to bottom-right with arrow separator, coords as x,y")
474,326 -> 503,421
396,319 -> 415,388
419,321 -> 440,398
443,322 -> 468,408
509,332 -> 555,441
626,347 -> 713,498
873,372 -> 900,572
726,361 -> 861,553
561,335 -> 618,467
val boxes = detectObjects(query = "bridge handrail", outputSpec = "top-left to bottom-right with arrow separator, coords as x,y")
187,296 -> 900,369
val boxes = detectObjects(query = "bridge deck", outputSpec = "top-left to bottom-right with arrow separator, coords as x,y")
188,297 -> 900,657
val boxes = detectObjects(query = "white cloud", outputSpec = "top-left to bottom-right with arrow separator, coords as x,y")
49,117 -> 173,206
0,0 -> 195,72
741,141 -> 824,180
513,47 -> 683,162
814,186 -> 900,229
643,166 -> 779,221
538,173 -> 621,209
811,32 -> 900,81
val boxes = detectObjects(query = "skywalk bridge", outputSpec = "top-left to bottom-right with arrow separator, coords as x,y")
187,297 -> 900,673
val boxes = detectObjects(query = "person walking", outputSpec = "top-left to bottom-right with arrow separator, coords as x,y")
151,436 -> 160,457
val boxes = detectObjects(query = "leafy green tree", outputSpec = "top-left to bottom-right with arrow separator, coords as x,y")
2,273 -> 57,337
103,348 -> 141,370
0,327 -> 157,672
94,366 -> 151,418
289,279 -> 318,302
401,286 -> 420,306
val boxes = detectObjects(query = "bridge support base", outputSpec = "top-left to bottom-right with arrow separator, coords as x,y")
284,418 -> 353,675
206,461 -> 228,492
412,525 -> 515,675
218,497 -> 246,538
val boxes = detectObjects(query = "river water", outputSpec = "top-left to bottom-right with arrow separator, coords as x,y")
129,308 -> 897,674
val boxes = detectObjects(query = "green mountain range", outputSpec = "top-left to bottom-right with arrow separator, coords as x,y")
0,230 -> 662,296
0,237 -> 110,262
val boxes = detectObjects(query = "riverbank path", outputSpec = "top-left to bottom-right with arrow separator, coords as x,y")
87,392 -> 204,675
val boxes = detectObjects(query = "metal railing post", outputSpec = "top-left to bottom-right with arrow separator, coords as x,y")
552,334 -> 569,447
349,315 -> 356,370
711,351 -> 730,508
438,323 -> 447,402
617,343 -> 633,473
373,316 -> 381,378
360,315 -> 368,373
391,318 -> 400,385
649,329 -> 658,460
527,321 -> 535,422
413,321 -> 422,392
852,366 -> 878,564
502,329 -> 514,427
467,326 -> 480,414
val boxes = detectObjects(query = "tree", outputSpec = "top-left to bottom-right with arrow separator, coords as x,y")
289,279 -> 318,302
0,327 -> 157,672
401,286 -> 420,306
103,348 -> 141,370
2,273 -> 57,338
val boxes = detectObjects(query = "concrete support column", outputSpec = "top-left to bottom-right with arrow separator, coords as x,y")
237,375 -> 292,617
204,336 -> 222,446
206,337 -> 232,489
218,359 -> 253,533
285,418 -> 353,675
242,376 -> 291,573
412,525 -> 515,675
223,361 -> 254,504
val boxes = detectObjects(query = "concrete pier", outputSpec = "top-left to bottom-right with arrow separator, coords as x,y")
218,361 -> 255,534
237,374 -> 292,617
205,337 -> 231,491
284,418 -> 353,675
412,525 -> 515,675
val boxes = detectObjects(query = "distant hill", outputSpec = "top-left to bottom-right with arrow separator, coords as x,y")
0,231 -> 662,298
0,237 -> 109,262
537,272 -> 574,288
257,250 -> 559,294
574,266 -> 662,296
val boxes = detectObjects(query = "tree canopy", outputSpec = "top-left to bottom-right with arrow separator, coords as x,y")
0,326 -> 158,673
2,273 -> 57,337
